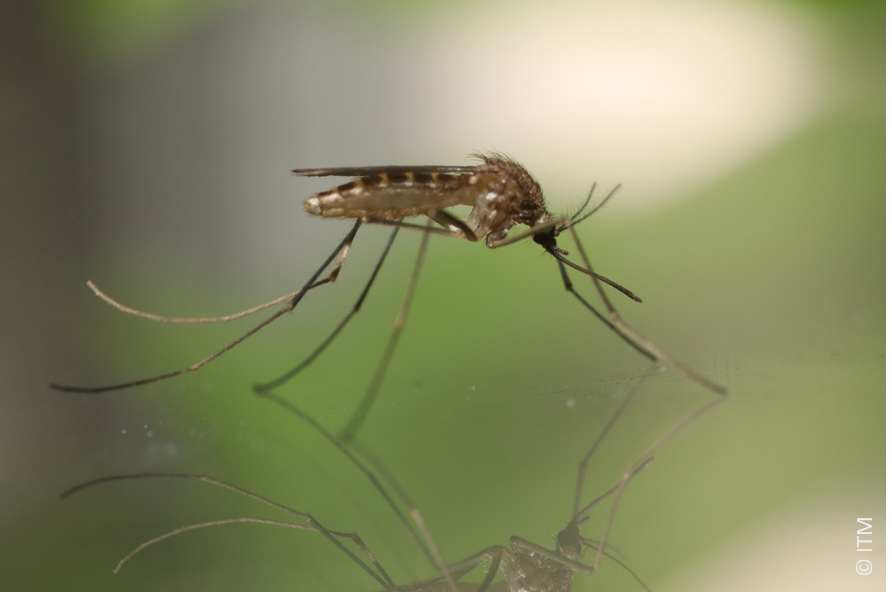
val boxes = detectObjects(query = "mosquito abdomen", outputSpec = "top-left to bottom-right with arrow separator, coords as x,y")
304,171 -> 482,219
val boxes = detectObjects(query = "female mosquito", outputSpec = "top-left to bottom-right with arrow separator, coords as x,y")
62,372 -> 661,592
51,152 -> 726,442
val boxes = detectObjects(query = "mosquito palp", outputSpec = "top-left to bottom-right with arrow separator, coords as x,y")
52,152 -> 724,444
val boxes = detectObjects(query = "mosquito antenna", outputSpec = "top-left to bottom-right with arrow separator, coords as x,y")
61,472 -> 393,586
557,184 -> 622,234
564,181 -> 597,226
254,225 -> 400,393
49,220 -> 362,393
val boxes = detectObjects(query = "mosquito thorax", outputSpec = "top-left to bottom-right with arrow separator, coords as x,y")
471,153 -> 549,246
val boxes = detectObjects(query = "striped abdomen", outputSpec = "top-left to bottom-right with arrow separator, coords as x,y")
304,171 -> 487,219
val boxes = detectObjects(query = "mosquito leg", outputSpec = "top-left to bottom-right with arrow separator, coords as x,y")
427,210 -> 479,241
111,516 -> 391,584
563,223 -> 726,569
580,370 -> 726,573
472,553 -> 504,592
486,217 -> 567,248
84,279 -> 330,325
350,442 -> 499,592
338,221 -> 433,443
253,225 -> 400,393
566,225 -> 727,396
61,472 -> 393,587
571,369 -> 655,519
412,508 -> 463,592
83,218 -> 357,324
558,262 -> 655,362
255,392 -> 438,569
256,392 -> 500,592
571,458 -> 655,573
404,546 -> 507,592
49,221 -> 363,394
363,216 -> 468,238
591,464 -> 640,572
590,383 -> 727,572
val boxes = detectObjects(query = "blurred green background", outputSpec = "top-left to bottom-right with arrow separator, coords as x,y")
1,0 -> 883,591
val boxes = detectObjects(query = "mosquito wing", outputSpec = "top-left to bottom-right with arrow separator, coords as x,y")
292,165 -> 492,177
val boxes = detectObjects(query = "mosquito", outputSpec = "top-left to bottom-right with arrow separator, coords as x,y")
62,371 -> 663,592
51,152 -> 726,442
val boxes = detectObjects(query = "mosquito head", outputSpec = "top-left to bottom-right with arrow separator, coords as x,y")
556,523 -> 583,559
532,224 -> 568,256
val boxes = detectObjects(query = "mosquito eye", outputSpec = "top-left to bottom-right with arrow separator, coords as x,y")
559,540 -> 582,558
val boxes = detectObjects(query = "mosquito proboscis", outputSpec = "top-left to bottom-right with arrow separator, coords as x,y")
51,152 -> 726,442
63,370 -> 668,591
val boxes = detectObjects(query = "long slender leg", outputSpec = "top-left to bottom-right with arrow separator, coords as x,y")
570,369 -> 655,519
351,441 -> 501,592
339,221 -> 433,443
61,472 -> 393,587
256,392 -> 503,592
259,393 -> 474,592
567,225 -> 727,396
363,216 -> 468,238
564,223 -> 727,569
591,386 -> 726,572
83,279 -> 325,324
403,546 -> 508,592
486,217 -> 569,248
253,225 -> 400,393
95,224 -> 356,322
49,221 -> 363,393
558,262 -> 656,362
111,517 -> 393,581
427,209 -> 479,241
412,508 -> 463,592
569,457 -> 656,574
255,392 -> 438,569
